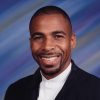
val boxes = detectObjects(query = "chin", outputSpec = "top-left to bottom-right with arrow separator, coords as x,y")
40,64 -> 61,76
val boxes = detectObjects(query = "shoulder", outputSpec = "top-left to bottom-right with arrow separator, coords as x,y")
5,75 -> 34,96
8,69 -> 41,89
5,69 -> 41,99
77,67 -> 100,83
71,60 -> 100,85
9,75 -> 34,89
72,60 -> 100,78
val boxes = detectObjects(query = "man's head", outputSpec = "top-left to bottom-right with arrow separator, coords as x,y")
29,6 -> 72,32
29,6 -> 76,79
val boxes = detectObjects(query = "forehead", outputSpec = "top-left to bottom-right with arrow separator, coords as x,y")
29,14 -> 71,34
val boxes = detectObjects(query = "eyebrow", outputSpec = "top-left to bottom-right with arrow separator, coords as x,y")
52,31 -> 66,35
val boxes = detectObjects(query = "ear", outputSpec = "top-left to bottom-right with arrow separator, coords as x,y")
71,32 -> 76,49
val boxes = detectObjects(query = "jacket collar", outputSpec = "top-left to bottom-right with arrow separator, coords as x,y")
32,60 -> 79,100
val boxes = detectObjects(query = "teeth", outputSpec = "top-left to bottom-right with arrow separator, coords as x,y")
42,57 -> 57,61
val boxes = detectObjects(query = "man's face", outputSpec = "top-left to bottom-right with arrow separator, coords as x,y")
30,14 -> 76,79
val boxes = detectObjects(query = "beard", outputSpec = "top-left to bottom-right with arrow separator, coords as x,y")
40,61 -> 62,76
32,48 -> 71,78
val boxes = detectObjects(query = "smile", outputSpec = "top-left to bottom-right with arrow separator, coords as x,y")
38,54 -> 61,65
41,56 -> 58,61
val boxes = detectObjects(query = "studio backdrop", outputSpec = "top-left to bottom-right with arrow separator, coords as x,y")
0,0 -> 100,100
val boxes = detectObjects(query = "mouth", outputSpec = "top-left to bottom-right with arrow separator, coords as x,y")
38,54 -> 61,66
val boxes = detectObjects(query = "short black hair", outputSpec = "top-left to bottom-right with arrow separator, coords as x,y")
29,6 -> 72,31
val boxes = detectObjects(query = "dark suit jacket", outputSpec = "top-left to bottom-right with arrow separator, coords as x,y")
4,61 -> 100,100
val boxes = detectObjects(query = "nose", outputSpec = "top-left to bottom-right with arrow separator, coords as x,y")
43,38 -> 55,51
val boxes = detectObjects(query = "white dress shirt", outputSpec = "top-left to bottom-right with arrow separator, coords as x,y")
37,63 -> 72,100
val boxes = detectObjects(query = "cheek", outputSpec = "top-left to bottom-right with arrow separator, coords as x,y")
31,42 -> 42,54
59,40 -> 70,51
58,41 -> 71,59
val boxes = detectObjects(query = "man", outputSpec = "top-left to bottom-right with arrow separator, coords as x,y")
5,6 -> 100,100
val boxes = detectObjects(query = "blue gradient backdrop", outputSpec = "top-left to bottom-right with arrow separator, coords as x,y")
0,0 -> 100,100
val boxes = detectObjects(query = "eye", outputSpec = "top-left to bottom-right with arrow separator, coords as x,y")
55,34 -> 64,39
31,34 -> 43,41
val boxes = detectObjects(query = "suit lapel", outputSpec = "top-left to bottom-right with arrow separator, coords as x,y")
55,61 -> 79,100
31,69 -> 42,100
